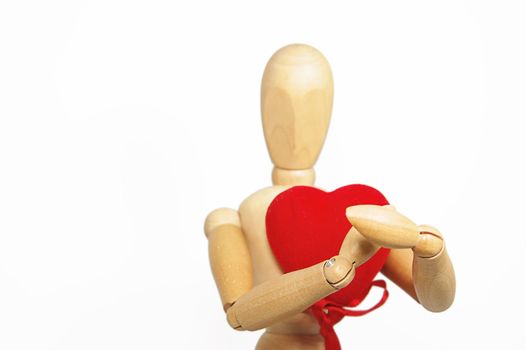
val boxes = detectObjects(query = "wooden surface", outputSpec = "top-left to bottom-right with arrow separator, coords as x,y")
346,204 -> 456,311
346,205 -> 421,249
381,248 -> 418,301
261,44 -> 333,170
205,215 -> 252,310
414,225 -> 444,258
256,333 -> 325,350
272,167 -> 315,186
339,227 -> 380,266
226,261 -> 335,330
205,43 -> 456,349
413,244 -> 456,312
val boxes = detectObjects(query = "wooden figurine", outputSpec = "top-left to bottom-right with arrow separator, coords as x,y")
204,44 -> 455,350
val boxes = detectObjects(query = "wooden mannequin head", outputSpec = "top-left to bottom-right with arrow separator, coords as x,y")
261,44 -> 334,185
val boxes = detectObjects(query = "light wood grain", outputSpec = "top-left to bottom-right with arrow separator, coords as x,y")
256,332 -> 325,350
236,183 -> 332,338
381,248 -> 418,301
204,207 -> 241,237
205,209 -> 252,310
346,204 -> 456,311
239,186 -> 290,286
381,237 -> 455,311
226,261 -> 335,330
272,167 -> 315,186
261,44 -> 333,170
346,204 -> 420,248
339,226 -> 380,266
226,249 -> 356,331
413,244 -> 456,312
205,43 -> 456,349
414,225 -> 444,258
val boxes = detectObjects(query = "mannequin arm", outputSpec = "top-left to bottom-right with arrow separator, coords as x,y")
204,208 -> 253,310
346,205 -> 456,312
225,227 -> 378,331
224,258 -> 350,330
205,210 -> 374,331
411,225 -> 456,312
381,248 -> 418,301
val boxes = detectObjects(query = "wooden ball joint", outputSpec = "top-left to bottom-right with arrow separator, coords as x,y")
204,44 -> 456,349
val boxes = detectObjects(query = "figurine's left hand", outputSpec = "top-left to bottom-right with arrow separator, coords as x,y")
346,205 -> 443,258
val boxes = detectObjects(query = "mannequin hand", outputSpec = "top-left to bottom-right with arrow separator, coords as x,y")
346,205 -> 443,258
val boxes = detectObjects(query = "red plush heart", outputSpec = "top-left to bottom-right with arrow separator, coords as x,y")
266,184 -> 390,308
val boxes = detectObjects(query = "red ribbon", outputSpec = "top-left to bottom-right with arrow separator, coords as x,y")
310,280 -> 389,350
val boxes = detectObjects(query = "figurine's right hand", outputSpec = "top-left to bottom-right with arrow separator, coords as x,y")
321,225 -> 386,290
337,226 -> 381,269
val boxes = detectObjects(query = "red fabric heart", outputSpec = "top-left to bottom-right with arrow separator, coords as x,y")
266,184 -> 391,349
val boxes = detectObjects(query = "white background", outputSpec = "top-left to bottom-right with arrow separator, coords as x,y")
1,1 -> 525,349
